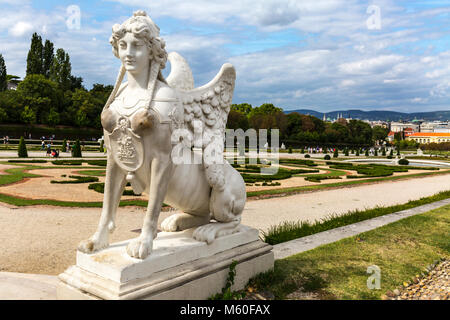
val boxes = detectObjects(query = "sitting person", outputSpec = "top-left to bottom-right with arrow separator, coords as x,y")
50,149 -> 59,158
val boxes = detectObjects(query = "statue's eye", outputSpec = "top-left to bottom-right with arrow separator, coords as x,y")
119,42 -> 126,49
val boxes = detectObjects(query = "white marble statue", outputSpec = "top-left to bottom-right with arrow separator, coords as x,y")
78,11 -> 246,259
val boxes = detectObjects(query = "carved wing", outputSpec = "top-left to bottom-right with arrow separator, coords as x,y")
178,63 -> 235,147
167,53 -> 236,190
166,52 -> 194,91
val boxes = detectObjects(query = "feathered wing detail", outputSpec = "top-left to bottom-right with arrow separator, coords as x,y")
166,52 -> 194,91
169,59 -> 236,191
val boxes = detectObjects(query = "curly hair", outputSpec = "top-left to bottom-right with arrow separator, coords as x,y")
109,10 -> 167,70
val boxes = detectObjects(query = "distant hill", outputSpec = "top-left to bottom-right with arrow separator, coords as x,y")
285,109 -> 450,121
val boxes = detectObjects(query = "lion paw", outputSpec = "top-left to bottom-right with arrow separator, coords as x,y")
193,220 -> 241,244
160,214 -> 180,232
78,235 -> 109,254
126,237 -> 153,259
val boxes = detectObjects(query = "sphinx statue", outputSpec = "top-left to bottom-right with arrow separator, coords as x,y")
78,10 -> 246,259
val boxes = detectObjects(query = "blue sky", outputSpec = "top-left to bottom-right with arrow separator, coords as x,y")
1,0 -> 450,113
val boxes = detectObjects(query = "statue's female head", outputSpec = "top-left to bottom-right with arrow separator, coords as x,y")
110,10 -> 167,71
104,11 -> 167,108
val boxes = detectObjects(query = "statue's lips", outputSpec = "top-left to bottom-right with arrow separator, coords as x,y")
125,60 -> 136,64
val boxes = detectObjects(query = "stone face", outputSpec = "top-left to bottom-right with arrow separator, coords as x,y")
58,225 -> 274,300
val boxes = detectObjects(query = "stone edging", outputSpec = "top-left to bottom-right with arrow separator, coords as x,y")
273,198 -> 450,260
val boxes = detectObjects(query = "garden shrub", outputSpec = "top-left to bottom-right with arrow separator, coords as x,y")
398,158 -> 409,165
304,154 -> 310,158
279,159 -> 317,167
52,160 -> 82,165
51,175 -> 99,184
71,139 -> 82,158
86,160 -> 107,166
333,149 -> 338,158
88,182 -> 141,196
324,154 -> 331,160
61,139 -> 67,152
18,136 -> 28,158
8,159 -> 46,163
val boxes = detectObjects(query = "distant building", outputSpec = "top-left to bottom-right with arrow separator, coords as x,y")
390,122 -> 420,133
407,132 -> 450,144
420,121 -> 449,133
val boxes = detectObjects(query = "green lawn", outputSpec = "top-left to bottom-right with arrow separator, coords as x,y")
263,190 -> 450,245
249,204 -> 450,300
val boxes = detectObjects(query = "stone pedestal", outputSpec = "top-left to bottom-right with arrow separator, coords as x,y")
57,225 -> 273,300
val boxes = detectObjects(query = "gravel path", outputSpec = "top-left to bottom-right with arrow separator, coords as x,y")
242,173 -> 450,231
0,173 -> 449,275
386,260 -> 449,300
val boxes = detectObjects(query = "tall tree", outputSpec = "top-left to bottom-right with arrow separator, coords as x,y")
42,40 -> 54,78
0,54 -> 6,91
50,48 -> 72,91
26,33 -> 44,76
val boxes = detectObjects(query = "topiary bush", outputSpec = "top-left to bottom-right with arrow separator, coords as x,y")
18,136 -> 28,158
71,139 -> 82,158
61,138 -> 67,152
324,154 -> 331,160
333,149 -> 338,158
51,175 -> 99,184
365,149 -> 369,156
398,158 -> 409,165
304,154 -> 310,158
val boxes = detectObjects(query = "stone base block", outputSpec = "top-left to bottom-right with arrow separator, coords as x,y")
57,225 -> 274,300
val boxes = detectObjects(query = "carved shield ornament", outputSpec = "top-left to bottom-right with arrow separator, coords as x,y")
108,117 -> 144,172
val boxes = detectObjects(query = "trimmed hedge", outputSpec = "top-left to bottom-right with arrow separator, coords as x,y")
52,160 -> 83,165
88,182 -> 141,196
51,175 -> 99,184
8,159 -> 47,163
18,136 -> 28,158
86,160 -> 107,166
279,159 -> 317,167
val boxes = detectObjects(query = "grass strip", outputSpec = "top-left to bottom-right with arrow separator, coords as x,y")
76,170 -> 106,176
263,190 -> 450,245
249,204 -> 450,299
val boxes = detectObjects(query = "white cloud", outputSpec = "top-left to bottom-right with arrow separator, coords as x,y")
338,55 -> 404,75
9,21 -> 33,37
